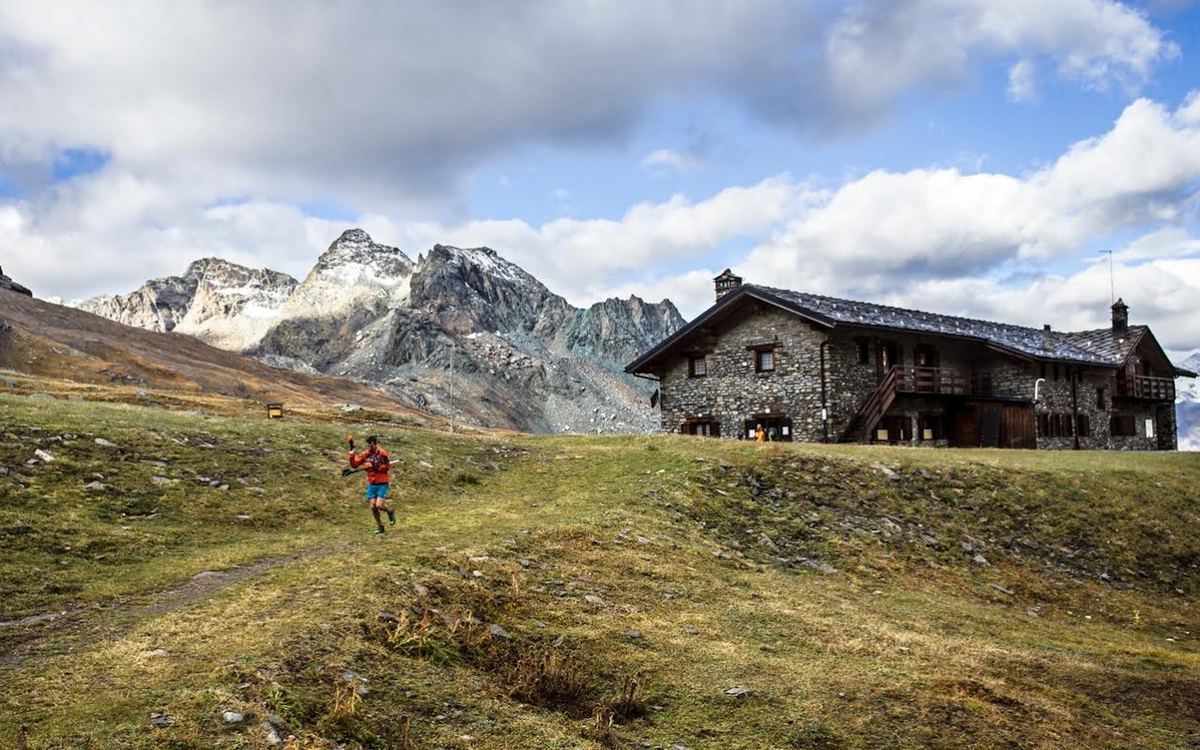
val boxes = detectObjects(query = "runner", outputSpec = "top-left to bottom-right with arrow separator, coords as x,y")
345,434 -> 396,534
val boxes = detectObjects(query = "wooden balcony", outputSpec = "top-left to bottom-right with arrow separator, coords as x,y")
1116,374 -> 1175,401
894,366 -> 995,397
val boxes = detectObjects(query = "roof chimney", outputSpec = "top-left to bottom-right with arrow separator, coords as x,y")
1111,297 -> 1128,334
714,268 -> 743,301
1042,324 -> 1054,352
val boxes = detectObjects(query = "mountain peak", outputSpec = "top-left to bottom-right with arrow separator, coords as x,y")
313,229 -> 413,278
336,228 -> 373,244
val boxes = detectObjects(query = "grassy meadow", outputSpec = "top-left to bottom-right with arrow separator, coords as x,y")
0,391 -> 1197,749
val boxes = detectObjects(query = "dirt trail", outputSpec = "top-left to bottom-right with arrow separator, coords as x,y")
0,546 -> 329,672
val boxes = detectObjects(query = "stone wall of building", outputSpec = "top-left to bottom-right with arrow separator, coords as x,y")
658,303 -> 830,441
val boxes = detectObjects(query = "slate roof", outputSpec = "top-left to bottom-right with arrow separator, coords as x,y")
1058,326 -> 1146,366
627,283 -> 1114,374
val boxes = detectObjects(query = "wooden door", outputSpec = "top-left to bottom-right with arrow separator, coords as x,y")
1001,405 -> 1036,449
980,406 -> 1002,447
952,405 -> 980,447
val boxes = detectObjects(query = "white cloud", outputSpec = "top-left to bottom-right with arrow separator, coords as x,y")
1007,59 -> 1038,103
817,0 -> 1176,127
640,149 -> 699,172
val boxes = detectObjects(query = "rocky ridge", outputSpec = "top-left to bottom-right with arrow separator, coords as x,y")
78,230 -> 684,434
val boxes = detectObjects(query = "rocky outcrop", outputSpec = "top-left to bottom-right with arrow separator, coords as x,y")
80,229 -> 685,434
0,267 -> 33,297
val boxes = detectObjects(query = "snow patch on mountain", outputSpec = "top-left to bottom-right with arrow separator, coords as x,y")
1176,351 -> 1200,451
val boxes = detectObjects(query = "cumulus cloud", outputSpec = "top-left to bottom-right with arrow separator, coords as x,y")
1007,59 -> 1039,103
813,0 -> 1176,127
640,149 -> 699,172
739,94 -> 1200,299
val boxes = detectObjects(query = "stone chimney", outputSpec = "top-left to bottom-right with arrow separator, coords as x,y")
714,269 -> 743,301
1111,298 -> 1128,334
1042,324 -> 1054,352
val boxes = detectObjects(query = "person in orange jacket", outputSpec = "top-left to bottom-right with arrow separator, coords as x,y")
344,434 -> 396,534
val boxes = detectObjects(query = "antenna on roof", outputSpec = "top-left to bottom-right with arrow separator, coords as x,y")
1099,250 -> 1115,304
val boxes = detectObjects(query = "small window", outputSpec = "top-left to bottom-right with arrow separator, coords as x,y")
1076,414 -> 1091,437
1053,363 -> 1060,381
756,349 -> 775,372
1111,414 -> 1136,437
856,339 -> 870,365
1096,387 -> 1106,410
1145,418 -> 1155,439
919,413 -> 942,441
880,342 -> 898,370
688,356 -> 707,378
1039,362 -> 1047,379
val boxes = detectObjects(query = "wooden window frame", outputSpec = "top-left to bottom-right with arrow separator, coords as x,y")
688,355 -> 707,378
754,348 -> 776,373
856,339 -> 870,365
1096,387 -> 1106,410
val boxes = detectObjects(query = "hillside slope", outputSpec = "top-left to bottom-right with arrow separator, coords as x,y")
0,289 -> 434,424
1,392 -> 1197,749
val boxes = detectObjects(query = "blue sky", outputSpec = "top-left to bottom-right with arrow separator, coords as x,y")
1,1 -> 1199,355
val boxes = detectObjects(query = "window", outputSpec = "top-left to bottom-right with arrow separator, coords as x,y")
755,349 -> 775,372
685,419 -> 720,437
1076,414 -> 1091,438
919,414 -> 943,441
856,339 -> 870,365
914,344 -> 938,368
1039,413 -> 1079,438
1096,387 -> 1106,410
1145,418 -> 1155,439
1040,362 -> 1047,379
688,355 -> 707,378
1053,363 -> 1060,381
1111,414 -> 1136,437
880,341 -> 898,370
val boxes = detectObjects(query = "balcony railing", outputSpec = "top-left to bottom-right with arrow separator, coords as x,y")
1116,374 -> 1175,400
893,366 -> 995,397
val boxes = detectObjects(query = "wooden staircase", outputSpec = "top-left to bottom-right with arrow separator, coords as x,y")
839,365 -> 899,443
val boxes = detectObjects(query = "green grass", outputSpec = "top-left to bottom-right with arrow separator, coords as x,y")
1,392 -> 1198,749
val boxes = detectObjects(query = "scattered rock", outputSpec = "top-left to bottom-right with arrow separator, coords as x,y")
972,554 -> 990,566
33,449 -> 55,463
624,630 -> 643,641
262,721 -> 283,745
723,685 -> 753,699
235,514 -> 252,521
377,611 -> 400,625
552,635 -> 566,648
488,623 -> 510,640
150,476 -> 179,486
800,558 -> 838,575
757,533 -> 780,553
988,583 -> 1015,596
223,710 -> 244,724
139,648 -> 169,658
341,403 -> 362,413
149,713 -> 174,728
584,594 -> 605,606
412,582 -> 430,598
419,460 -> 434,469
871,462 -> 900,481
84,480 -> 107,492
94,437 -> 117,448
